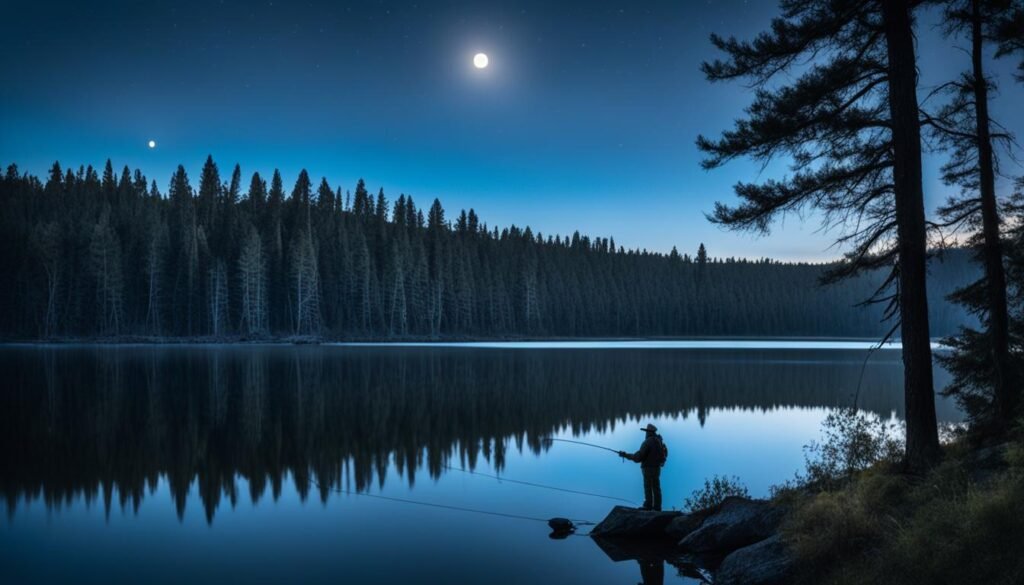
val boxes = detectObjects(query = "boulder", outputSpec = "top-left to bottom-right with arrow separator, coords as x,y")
677,497 -> 784,554
664,512 -> 706,541
715,534 -> 794,585
590,505 -> 682,538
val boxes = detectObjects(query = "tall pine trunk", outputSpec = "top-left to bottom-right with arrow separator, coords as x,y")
970,0 -> 1015,422
883,0 -> 940,471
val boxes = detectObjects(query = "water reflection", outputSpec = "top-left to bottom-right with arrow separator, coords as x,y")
0,345 -> 957,523
594,536 -> 712,584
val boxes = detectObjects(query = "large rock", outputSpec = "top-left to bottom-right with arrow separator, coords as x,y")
677,497 -> 784,553
664,512 -> 707,541
590,505 -> 682,538
715,534 -> 794,585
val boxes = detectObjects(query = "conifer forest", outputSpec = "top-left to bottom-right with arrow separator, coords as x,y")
0,158 -> 975,340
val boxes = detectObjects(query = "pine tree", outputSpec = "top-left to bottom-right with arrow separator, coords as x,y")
227,165 -> 242,206
238,226 -> 268,336
931,0 -> 1021,426
89,209 -> 124,335
375,188 -> 388,225
428,199 -> 445,231
317,178 -> 334,212
994,5 -> 1024,79
101,159 -> 116,203
168,165 -> 199,335
393,195 -> 407,227
197,155 -> 221,230
405,196 -> 419,227
266,170 -> 286,331
247,172 -> 267,212
208,259 -> 230,336
32,221 -> 63,337
698,0 -> 941,469
290,229 -> 321,335
353,179 -> 370,218
353,228 -> 373,331
144,218 -> 168,335
387,239 -> 408,335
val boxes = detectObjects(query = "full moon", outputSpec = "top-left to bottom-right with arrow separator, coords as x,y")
473,53 -> 489,69
148,140 -> 156,149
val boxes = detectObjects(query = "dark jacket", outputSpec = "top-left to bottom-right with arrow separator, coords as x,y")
627,434 -> 664,468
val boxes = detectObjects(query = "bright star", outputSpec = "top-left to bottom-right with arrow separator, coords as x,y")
473,53 -> 489,69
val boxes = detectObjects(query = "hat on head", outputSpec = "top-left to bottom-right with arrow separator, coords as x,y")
641,423 -> 658,433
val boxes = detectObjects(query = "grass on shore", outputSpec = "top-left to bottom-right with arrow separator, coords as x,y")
780,434 -> 1024,585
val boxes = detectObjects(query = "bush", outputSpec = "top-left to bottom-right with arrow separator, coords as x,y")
683,475 -> 749,512
801,408 -> 903,490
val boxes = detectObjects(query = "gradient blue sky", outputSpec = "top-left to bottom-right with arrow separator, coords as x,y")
2,0 -> 1022,260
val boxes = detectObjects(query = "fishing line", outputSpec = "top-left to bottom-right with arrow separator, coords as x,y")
311,479 -> 596,526
442,465 -> 637,505
542,437 -> 621,454
851,337 -> 889,411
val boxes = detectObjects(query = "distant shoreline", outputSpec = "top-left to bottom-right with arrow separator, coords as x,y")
0,335 -> 949,350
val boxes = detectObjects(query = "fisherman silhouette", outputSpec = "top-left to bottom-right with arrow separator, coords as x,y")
618,423 -> 666,511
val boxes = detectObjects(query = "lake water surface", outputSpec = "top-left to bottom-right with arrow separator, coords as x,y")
0,343 -> 960,584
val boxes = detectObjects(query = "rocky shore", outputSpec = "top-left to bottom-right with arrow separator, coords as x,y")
590,497 -> 792,585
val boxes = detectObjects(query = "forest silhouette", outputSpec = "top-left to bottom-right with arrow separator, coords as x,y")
0,160 -> 977,341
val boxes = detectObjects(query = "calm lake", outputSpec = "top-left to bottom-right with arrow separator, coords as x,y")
0,342 -> 960,584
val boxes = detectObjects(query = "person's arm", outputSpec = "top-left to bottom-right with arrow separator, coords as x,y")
634,438 -> 651,462
620,440 -> 650,463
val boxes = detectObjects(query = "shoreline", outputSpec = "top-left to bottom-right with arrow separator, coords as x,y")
0,335 -> 949,350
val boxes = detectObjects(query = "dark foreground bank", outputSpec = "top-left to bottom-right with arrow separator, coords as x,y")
591,436 -> 1024,585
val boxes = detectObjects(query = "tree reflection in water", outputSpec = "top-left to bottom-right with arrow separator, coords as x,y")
0,345 -> 957,523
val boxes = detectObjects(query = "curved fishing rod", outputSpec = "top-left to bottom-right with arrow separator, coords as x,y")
310,479 -> 596,527
542,437 -> 621,454
442,465 -> 636,505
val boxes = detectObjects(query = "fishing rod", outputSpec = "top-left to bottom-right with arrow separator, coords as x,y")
542,437 -> 622,455
442,465 -> 636,505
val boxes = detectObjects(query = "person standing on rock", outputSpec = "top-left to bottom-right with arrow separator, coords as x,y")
618,423 -> 668,511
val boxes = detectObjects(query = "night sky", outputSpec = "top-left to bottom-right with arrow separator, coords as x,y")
3,0 -> 1023,260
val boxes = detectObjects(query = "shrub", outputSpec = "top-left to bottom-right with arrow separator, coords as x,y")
683,475 -> 749,512
801,408 -> 903,490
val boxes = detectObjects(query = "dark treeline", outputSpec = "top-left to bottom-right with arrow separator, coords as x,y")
0,346 -> 958,523
0,158 -> 977,340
